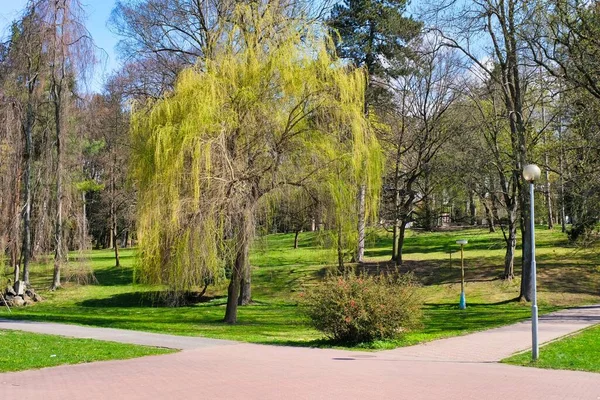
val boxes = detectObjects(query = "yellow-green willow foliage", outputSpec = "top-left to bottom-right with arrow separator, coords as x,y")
131,1 -> 383,322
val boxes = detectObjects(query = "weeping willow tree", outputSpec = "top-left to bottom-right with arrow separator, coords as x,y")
131,1 -> 383,323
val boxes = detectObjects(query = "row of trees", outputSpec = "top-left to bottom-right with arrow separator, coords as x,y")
0,0 -> 131,289
2,0 -> 600,323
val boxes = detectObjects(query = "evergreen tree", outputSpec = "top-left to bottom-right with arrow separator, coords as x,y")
328,0 -> 421,108
328,0 -> 421,262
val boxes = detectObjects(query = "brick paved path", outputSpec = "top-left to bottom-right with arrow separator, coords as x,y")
0,319 -> 234,349
0,305 -> 599,399
382,304 -> 600,362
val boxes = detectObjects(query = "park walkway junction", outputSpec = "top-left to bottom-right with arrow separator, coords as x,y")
0,305 -> 599,399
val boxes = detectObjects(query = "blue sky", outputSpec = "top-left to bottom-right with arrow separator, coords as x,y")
0,0 -> 120,93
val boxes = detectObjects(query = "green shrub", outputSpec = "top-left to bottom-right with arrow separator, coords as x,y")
301,273 -> 422,343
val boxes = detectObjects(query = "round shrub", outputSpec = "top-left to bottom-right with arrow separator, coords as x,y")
301,273 -> 422,343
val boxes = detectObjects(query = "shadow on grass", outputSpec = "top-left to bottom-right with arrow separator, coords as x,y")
359,260 -> 504,286
76,252 -> 135,262
539,264 -> 600,295
92,266 -> 134,286
419,302 -> 537,335
78,291 -> 226,308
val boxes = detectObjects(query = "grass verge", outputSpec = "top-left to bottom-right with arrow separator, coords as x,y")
0,329 -> 175,372
502,324 -> 600,373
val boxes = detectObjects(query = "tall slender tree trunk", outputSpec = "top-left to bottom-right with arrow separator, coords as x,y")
422,170 -> 435,231
22,102 -> 34,285
544,164 -> 553,229
469,190 -> 476,225
51,90 -> 63,291
558,119 -> 567,233
391,115 -> 404,262
519,177 -> 533,301
356,184 -> 366,262
508,81 -> 531,300
111,163 -> 120,267
392,224 -> 398,261
543,132 -> 553,230
238,210 -> 252,306
81,191 -> 87,249
504,217 -> 517,280
539,57 -> 553,230
11,165 -> 22,283
293,230 -> 300,249
519,206 -> 533,301
33,189 -> 49,257
337,221 -> 345,272
482,199 -> 495,233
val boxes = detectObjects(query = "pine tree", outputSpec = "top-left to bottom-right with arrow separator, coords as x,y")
328,0 -> 421,262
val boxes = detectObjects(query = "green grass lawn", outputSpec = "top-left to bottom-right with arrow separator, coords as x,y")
0,227 -> 598,349
503,325 -> 600,373
0,329 -> 175,372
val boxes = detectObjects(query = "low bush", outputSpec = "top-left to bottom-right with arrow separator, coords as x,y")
301,272 -> 422,343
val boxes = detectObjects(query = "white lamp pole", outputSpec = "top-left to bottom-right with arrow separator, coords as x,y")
523,164 -> 541,361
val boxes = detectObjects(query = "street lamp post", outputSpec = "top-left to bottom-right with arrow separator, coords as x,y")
523,164 -> 541,361
456,239 -> 468,310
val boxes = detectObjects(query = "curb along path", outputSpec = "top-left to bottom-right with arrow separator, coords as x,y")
379,304 -> 600,363
0,319 -> 235,349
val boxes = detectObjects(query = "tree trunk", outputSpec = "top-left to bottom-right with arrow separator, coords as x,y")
422,171 -> 434,231
423,193 -> 432,231
543,134 -> 553,229
391,151 -> 401,262
33,191 -> 49,257
545,166 -> 553,230
558,121 -> 567,233
81,191 -> 87,250
113,230 -> 120,267
238,260 -> 251,306
337,221 -> 344,272
11,166 -> 22,284
503,219 -> 517,280
51,94 -> 63,291
111,164 -> 120,267
225,209 -> 252,323
224,262 -> 241,324
391,223 -> 398,261
469,190 -> 476,226
122,229 -> 129,248
539,66 -> 554,230
482,200 -> 495,233
22,102 -> 34,285
356,184 -> 366,262
395,221 -> 407,266
293,230 -> 300,249
519,181 -> 532,301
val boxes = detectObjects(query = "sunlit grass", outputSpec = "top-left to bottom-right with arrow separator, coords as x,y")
0,329 -> 175,372
0,227 -> 598,349
503,324 -> 600,373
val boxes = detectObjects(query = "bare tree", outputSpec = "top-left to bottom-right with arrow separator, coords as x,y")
422,0 -> 558,299
383,37 -> 462,265
110,0 -> 333,100
29,0 -> 96,290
